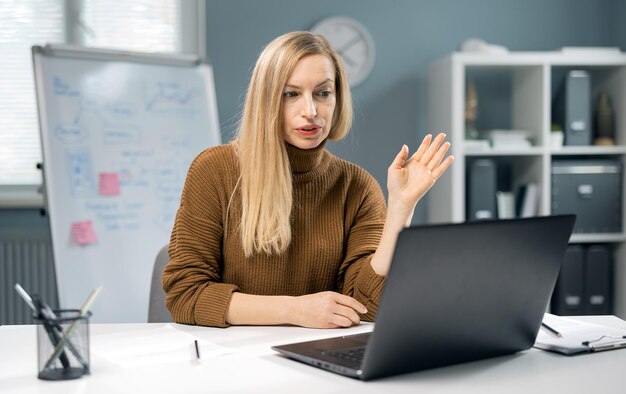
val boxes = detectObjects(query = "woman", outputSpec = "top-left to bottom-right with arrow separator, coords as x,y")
162,31 -> 453,328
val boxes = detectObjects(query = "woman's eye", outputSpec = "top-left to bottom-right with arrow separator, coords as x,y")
283,91 -> 298,98
317,90 -> 332,97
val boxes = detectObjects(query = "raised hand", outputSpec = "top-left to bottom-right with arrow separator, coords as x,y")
367,133 -> 454,276
387,133 -> 454,218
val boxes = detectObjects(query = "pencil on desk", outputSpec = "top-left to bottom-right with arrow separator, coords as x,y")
194,339 -> 201,360
541,322 -> 562,337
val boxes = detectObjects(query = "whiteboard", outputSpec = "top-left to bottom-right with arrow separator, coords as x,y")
33,45 -> 220,323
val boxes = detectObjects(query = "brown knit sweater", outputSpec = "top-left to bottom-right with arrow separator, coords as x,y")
162,141 -> 387,327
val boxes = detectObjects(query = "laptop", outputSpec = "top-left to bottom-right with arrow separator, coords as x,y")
272,215 -> 576,380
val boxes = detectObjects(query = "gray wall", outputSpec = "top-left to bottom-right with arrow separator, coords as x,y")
205,0 -> 618,222
610,0 -> 626,48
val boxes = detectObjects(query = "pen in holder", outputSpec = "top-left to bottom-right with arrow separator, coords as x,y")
35,309 -> 91,380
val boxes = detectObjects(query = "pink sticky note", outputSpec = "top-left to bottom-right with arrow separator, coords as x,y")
99,172 -> 120,196
71,220 -> 98,245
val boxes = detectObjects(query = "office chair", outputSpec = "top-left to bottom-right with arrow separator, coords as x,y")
148,245 -> 174,323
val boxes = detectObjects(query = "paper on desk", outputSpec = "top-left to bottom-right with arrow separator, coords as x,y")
91,324 -> 234,368
534,313 -> 626,355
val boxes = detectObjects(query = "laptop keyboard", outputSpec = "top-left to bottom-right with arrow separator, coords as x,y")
325,346 -> 366,363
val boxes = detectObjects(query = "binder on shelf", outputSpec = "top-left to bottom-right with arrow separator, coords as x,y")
551,245 -> 585,315
534,313 -> 626,355
515,183 -> 538,218
585,245 -> 612,315
467,159 -> 497,220
552,244 -> 614,315
552,70 -> 592,146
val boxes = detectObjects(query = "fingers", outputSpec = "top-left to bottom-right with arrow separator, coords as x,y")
331,304 -> 361,327
333,293 -> 367,315
418,133 -> 447,165
431,155 -> 454,179
334,293 -> 367,327
390,144 -> 409,170
295,292 -> 368,329
410,133 -> 445,161
408,132 -> 453,176
409,133 -> 432,163
427,140 -> 451,172
329,293 -> 367,327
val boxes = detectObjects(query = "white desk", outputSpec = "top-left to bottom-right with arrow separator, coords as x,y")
1,316 -> 626,394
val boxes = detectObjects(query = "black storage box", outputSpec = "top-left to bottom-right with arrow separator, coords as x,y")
551,160 -> 622,233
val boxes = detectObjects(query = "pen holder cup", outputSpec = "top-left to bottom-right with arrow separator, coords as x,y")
35,309 -> 91,381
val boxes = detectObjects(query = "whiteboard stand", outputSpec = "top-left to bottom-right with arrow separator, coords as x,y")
33,44 -> 221,323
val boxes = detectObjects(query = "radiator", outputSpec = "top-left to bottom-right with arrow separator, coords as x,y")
0,235 -> 58,325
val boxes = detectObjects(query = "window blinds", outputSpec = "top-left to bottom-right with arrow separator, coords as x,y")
0,0 -> 182,185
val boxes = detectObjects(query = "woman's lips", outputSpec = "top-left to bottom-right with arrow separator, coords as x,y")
295,125 -> 321,136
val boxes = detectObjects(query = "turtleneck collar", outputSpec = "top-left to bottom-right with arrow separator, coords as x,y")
285,139 -> 328,173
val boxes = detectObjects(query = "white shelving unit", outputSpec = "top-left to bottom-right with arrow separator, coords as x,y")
427,50 -> 626,318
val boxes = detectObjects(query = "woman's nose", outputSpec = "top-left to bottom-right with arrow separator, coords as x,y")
301,95 -> 317,118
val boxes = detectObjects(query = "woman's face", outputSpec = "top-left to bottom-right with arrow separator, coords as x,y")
282,54 -> 336,150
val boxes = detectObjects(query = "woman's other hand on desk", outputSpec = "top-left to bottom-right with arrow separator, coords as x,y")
288,291 -> 367,329
227,291 -> 367,328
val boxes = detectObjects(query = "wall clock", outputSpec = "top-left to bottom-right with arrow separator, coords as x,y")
310,16 -> 375,87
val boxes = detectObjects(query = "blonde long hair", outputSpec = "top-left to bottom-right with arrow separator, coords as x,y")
235,31 -> 352,257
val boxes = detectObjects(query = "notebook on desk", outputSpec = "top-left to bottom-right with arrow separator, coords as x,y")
272,215 -> 576,380
535,313 -> 626,355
